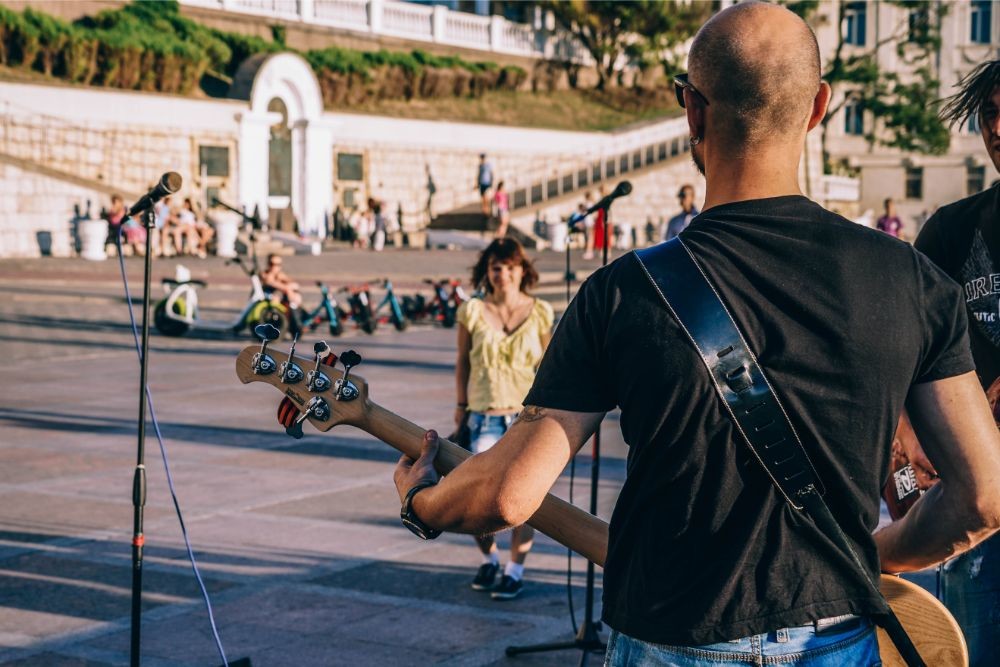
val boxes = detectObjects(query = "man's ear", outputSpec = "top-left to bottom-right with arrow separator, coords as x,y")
685,89 -> 706,141
808,82 -> 832,131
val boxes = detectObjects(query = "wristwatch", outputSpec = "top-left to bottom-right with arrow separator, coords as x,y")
400,482 -> 442,540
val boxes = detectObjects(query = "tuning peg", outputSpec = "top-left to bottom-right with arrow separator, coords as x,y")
285,396 -> 331,439
252,323 -> 280,375
255,323 -> 280,343
279,334 -> 303,384
335,349 -> 362,401
306,341 -> 332,392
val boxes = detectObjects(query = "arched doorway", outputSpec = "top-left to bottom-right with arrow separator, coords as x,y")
233,52 -> 336,236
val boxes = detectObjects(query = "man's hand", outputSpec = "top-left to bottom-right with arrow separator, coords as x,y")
394,430 -> 441,504
895,412 -> 939,491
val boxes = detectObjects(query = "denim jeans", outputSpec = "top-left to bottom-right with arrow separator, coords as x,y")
468,412 -> 514,454
940,536 -> 1000,667
604,618 -> 880,666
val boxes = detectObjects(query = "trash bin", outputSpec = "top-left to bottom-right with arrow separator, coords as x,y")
213,213 -> 240,258
79,218 -> 109,261
549,221 -> 568,253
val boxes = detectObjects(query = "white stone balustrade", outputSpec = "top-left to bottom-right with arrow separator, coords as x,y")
180,0 -> 590,63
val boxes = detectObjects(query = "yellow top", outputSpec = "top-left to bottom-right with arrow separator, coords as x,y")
457,297 -> 554,413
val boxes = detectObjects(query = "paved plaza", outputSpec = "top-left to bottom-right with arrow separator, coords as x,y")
0,248 -> 626,667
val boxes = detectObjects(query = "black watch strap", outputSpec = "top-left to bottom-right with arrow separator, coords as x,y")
400,482 -> 441,540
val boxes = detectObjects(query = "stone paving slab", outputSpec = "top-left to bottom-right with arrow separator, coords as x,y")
0,256 -> 624,665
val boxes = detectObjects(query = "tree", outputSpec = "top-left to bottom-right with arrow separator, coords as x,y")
540,0 -> 710,90
786,0 -> 950,172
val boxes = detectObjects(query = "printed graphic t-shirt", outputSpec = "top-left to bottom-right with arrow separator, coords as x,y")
915,184 -> 1000,387
524,196 -> 973,646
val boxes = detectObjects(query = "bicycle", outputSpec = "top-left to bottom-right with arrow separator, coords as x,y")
403,278 -> 471,328
370,278 -> 409,332
298,281 -> 345,337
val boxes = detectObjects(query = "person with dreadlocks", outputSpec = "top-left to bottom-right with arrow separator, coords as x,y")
912,59 -> 1000,666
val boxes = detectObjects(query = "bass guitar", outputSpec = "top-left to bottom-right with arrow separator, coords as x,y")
235,331 -> 967,667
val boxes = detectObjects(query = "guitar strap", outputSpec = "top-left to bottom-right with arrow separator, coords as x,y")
633,238 -> 925,667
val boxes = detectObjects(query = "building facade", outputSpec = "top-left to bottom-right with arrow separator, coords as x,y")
816,0 -> 999,237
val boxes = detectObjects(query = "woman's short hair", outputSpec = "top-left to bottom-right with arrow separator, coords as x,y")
471,238 -> 539,294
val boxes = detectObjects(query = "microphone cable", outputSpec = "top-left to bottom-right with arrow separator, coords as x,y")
114,227 -> 232,667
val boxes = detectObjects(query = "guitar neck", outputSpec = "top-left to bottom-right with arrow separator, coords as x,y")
363,401 -> 610,567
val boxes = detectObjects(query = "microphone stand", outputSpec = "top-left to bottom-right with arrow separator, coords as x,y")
130,206 -> 155,667
505,202 -> 614,666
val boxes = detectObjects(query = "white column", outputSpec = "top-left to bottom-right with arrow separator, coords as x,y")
295,119 -> 337,237
432,5 -> 447,43
237,112 -> 278,225
369,0 -> 384,34
489,15 -> 503,50
299,0 -> 315,22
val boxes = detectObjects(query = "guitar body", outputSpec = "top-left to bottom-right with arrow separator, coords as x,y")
235,346 -> 968,666
878,575 -> 968,666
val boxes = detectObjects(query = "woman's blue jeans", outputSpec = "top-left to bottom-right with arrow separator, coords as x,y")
468,412 -> 514,454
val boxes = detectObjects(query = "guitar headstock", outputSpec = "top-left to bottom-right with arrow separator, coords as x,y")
235,324 -> 370,437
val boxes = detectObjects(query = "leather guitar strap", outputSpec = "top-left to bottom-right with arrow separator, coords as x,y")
634,238 -> 924,667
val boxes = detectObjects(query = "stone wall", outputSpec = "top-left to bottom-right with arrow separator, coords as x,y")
0,160 -> 107,258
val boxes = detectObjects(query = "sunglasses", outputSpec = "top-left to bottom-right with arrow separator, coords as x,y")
673,73 -> 710,109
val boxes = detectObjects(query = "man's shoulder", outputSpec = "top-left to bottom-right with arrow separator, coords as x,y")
927,186 -> 997,228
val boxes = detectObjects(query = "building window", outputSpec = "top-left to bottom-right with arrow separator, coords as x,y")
971,0 -> 992,44
844,99 -> 864,135
844,2 -> 867,46
968,165 -> 987,195
908,7 -> 930,43
198,145 -> 229,177
336,153 -> 364,181
905,166 -> 923,200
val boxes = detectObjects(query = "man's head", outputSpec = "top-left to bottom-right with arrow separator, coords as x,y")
684,2 -> 828,175
267,253 -> 282,267
884,198 -> 896,216
678,185 -> 695,212
940,60 -> 1000,174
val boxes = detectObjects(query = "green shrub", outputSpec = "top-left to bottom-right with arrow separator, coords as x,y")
3,1 -> 532,105
0,5 -> 20,65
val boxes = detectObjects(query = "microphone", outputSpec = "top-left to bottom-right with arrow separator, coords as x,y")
127,172 -> 182,218
583,181 -> 632,217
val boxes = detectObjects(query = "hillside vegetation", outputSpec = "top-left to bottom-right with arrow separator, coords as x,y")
0,0 -> 680,130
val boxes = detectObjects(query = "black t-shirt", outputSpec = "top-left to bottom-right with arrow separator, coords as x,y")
915,185 -> 1000,388
524,195 -> 973,646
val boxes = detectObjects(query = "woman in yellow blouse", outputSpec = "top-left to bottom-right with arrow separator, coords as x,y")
455,238 -> 553,600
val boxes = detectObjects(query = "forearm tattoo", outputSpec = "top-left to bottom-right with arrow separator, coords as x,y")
516,406 -> 547,424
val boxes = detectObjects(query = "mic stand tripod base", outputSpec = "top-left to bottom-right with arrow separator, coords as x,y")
505,618 -> 605,663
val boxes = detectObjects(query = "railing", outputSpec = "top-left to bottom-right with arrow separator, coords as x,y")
442,11 -> 491,47
230,0 -> 300,17
314,0 -> 368,29
497,22 -> 536,55
381,1 -> 433,39
498,117 -> 689,214
179,0 -> 591,64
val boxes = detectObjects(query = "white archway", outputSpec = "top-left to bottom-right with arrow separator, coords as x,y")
235,52 -> 334,236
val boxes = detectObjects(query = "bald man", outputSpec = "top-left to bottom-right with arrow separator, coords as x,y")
393,3 -> 1000,665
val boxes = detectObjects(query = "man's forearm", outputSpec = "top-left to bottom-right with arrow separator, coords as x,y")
875,479 -> 1000,573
